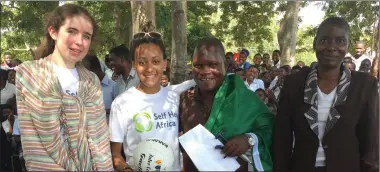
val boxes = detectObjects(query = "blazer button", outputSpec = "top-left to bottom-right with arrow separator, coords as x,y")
323,145 -> 328,149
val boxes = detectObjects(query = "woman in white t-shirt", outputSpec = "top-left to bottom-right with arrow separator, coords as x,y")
110,32 -> 181,171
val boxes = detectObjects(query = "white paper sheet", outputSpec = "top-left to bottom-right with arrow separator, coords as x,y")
179,124 -> 240,171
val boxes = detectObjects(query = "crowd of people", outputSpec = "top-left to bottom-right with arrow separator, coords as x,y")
0,4 -> 379,172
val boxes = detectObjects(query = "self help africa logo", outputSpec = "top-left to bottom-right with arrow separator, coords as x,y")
133,112 -> 153,133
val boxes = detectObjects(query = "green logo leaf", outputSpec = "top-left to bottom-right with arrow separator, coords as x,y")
133,112 -> 153,133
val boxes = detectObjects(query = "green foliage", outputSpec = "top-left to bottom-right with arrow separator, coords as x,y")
1,1 -> 58,61
77,1 -> 132,58
215,1 -> 276,51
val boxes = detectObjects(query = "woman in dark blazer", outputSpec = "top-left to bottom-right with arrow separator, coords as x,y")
273,17 -> 379,172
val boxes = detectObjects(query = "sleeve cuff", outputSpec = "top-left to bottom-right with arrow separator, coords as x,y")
247,133 -> 265,171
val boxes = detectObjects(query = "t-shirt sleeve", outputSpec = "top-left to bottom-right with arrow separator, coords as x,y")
259,80 -> 265,90
109,100 -> 127,143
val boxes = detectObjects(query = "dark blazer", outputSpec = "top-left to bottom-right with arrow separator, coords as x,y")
273,68 -> 379,172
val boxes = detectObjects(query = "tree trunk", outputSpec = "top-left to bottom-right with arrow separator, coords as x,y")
114,2 -> 122,46
277,1 -> 300,67
170,1 -> 187,84
130,1 -> 156,35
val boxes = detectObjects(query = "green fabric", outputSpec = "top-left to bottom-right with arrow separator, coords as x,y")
205,74 -> 274,172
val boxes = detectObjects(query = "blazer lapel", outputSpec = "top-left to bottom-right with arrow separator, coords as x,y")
303,68 -> 319,137
323,68 -> 351,136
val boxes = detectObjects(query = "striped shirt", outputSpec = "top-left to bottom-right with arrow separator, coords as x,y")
16,57 -> 113,171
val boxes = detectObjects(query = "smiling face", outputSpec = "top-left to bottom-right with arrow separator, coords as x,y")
272,52 -> 280,63
314,24 -> 348,70
355,43 -> 365,57
246,67 -> 258,80
4,54 -> 12,65
254,55 -> 262,65
133,43 -> 167,91
192,47 -> 225,92
239,52 -> 247,63
49,15 -> 93,66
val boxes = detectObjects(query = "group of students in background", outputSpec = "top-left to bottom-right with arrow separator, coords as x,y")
0,3 -> 379,172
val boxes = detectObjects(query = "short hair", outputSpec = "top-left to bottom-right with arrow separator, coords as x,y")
255,88 -> 265,93
192,37 -> 226,74
109,44 -> 132,63
310,61 -> 318,68
82,54 -> 102,72
234,68 -> 244,73
291,65 -> 301,70
356,41 -> 366,47
361,59 -> 371,65
248,65 -> 259,70
225,52 -> 234,57
3,52 -> 12,56
11,59 -> 22,65
263,53 -> 270,57
273,50 -> 281,55
254,53 -> 262,57
316,17 -> 350,39
281,65 -> 291,73
240,48 -> 250,57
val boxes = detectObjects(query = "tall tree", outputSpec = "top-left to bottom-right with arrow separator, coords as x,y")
277,1 -> 300,66
131,1 -> 156,34
170,1 -> 187,84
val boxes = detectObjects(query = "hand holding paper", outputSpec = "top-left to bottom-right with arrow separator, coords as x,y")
179,124 -> 240,171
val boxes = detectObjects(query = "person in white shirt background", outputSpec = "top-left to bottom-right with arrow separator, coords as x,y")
109,44 -> 140,98
0,70 -> 15,104
272,50 -> 281,69
82,53 -> 117,122
351,41 -> 371,71
110,31 -> 182,172
244,66 -> 265,92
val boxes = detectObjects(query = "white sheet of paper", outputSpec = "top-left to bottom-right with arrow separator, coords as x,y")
2,120 -> 10,133
179,124 -> 240,171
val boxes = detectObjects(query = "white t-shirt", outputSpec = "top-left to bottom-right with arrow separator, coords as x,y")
351,55 -> 371,71
53,64 -> 79,96
315,87 -> 337,167
53,64 -> 79,149
110,87 -> 180,171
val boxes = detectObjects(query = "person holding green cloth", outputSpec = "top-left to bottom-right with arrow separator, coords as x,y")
179,37 -> 274,172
